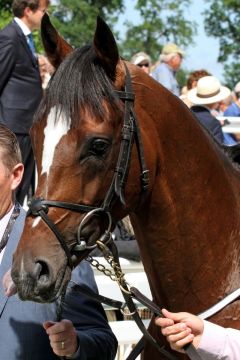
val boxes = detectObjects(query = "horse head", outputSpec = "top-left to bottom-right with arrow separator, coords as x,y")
11,14 -> 153,302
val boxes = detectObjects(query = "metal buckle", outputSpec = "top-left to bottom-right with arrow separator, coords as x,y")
74,208 -> 112,252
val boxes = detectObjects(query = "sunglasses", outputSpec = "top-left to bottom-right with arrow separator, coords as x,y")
138,63 -> 149,68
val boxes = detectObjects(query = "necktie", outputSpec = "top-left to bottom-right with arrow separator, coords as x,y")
27,33 -> 36,56
0,203 -> 20,254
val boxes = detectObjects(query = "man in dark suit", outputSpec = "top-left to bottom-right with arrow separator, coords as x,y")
187,75 -> 231,145
0,0 -> 49,205
0,123 -> 118,359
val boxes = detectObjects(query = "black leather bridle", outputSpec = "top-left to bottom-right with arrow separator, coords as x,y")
27,64 -> 203,360
27,64 -> 149,268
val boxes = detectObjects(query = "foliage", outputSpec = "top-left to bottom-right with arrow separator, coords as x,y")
119,0 -> 196,62
224,62 -> 240,89
51,0 -> 124,47
204,0 -> 240,85
0,0 -> 12,11
0,0 -> 12,29
176,68 -> 190,90
0,0 -> 124,52
0,9 -> 12,30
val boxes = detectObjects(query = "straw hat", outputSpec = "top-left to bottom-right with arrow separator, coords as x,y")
161,43 -> 184,56
234,81 -> 240,93
187,76 -> 231,105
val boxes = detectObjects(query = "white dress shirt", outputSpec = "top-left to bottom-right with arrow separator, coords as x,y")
14,17 -> 31,36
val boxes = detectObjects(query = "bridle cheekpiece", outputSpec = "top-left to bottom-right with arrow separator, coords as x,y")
27,64 -> 149,268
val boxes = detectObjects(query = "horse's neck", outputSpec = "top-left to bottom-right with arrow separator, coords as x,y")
131,98 -> 240,313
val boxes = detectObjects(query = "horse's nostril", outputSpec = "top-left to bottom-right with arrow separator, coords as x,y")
35,260 -> 50,284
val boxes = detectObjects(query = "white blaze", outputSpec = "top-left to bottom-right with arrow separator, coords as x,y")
32,216 -> 41,228
33,108 -> 70,230
41,107 -> 70,176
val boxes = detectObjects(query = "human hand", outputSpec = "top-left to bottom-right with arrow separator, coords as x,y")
155,308 -> 204,353
2,268 -> 17,296
43,319 -> 78,357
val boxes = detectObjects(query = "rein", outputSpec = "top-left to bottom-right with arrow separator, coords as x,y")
27,64 -> 202,359
72,237 -> 202,360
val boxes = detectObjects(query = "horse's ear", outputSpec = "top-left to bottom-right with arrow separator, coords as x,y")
41,13 -> 73,69
93,16 -> 119,81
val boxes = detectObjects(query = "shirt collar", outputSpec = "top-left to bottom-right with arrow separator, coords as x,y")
0,206 -> 14,242
14,17 -> 31,36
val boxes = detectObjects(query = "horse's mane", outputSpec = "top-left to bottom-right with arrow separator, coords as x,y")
34,45 -> 120,126
34,45 -> 240,170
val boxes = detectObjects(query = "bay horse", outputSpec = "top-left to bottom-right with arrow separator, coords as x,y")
11,14 -> 240,359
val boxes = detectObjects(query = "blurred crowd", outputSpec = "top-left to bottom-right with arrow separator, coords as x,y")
130,45 -> 240,146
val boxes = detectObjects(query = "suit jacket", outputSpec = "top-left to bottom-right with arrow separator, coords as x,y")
191,105 -> 224,144
0,20 -> 42,134
0,208 -> 117,360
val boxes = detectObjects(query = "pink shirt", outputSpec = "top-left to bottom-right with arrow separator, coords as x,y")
197,320 -> 240,360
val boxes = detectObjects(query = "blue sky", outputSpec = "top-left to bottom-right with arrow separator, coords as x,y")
117,0 -> 224,81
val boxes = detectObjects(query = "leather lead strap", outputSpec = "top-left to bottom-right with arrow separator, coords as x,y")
131,287 -> 203,360
125,336 -> 145,360
106,242 -> 180,360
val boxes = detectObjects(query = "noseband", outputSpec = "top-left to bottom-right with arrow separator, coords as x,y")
27,64 -> 149,268
27,64 -> 203,360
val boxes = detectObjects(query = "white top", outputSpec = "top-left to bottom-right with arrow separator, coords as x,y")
0,207 -> 14,264
197,320 -> 240,360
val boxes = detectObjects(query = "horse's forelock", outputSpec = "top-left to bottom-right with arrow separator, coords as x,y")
35,45 -> 121,128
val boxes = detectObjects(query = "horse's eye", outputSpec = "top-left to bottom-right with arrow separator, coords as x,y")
89,139 -> 110,157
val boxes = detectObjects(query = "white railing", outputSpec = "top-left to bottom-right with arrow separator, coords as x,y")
93,258 -> 151,360
217,117 -> 240,133
110,319 -> 150,360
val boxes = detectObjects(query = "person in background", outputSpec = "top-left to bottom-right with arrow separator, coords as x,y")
218,93 -> 233,116
186,69 -> 211,92
180,71 -> 236,144
92,216 -> 141,262
224,81 -> 240,117
113,216 -> 141,262
180,69 -> 211,107
38,54 -> 54,89
130,51 -> 152,75
179,85 -> 188,100
0,0 -> 48,205
155,308 -> 240,360
0,122 -> 118,359
187,75 -> 234,145
151,43 -> 184,96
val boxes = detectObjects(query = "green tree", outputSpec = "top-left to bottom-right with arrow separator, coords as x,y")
0,0 -> 12,29
119,0 -> 196,62
204,0 -> 240,88
0,10 -> 12,29
0,0 -> 12,11
51,0 -> 124,47
0,0 -> 124,52
224,62 -> 240,89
